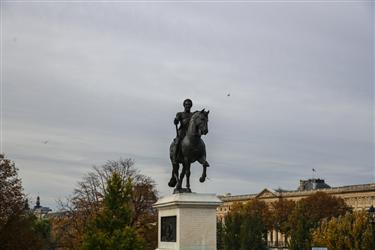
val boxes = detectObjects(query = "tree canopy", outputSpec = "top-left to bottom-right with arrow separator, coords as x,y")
312,211 -> 373,250
270,198 -> 295,235
54,159 -> 158,250
81,171 -> 145,250
223,199 -> 269,250
287,192 -> 350,250
0,154 -> 51,250
0,154 -> 25,227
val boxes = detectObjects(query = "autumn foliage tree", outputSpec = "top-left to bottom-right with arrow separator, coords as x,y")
53,159 -> 158,250
287,192 -> 350,250
0,154 -> 51,250
270,198 -> 295,244
312,210 -> 373,250
0,154 -> 25,226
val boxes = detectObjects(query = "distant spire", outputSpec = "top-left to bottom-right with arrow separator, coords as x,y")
311,168 -> 318,179
36,196 -> 41,208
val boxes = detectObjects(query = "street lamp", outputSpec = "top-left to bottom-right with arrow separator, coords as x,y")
368,205 -> 375,248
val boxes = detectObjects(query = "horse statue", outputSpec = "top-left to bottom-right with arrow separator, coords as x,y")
168,109 -> 210,193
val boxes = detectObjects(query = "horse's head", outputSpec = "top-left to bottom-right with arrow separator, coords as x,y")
190,109 -> 209,136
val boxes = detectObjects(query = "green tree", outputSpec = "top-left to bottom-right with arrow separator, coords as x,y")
223,199 -> 269,250
217,220 -> 224,250
223,212 -> 242,250
312,211 -> 373,250
81,171 -> 145,250
55,159 -> 157,250
37,218 -> 53,249
239,215 -> 267,250
288,202 -> 312,250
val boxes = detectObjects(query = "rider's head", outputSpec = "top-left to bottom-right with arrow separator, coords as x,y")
183,99 -> 192,112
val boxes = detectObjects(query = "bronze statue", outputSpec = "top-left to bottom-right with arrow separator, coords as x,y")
169,99 -> 210,193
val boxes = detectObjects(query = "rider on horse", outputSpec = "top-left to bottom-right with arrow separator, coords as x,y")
169,99 -> 210,191
172,99 -> 193,164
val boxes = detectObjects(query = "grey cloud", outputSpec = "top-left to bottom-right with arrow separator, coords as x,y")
3,3 -> 373,209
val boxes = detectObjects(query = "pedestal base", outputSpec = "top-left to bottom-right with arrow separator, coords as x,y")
154,193 -> 222,250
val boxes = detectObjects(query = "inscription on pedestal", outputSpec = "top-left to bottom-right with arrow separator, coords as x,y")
161,216 -> 176,242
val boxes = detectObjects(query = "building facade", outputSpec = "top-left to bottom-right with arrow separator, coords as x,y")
217,179 -> 375,248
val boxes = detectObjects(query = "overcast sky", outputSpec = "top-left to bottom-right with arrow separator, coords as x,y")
2,1 -> 374,210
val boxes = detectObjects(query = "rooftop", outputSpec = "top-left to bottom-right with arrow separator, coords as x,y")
219,182 -> 375,202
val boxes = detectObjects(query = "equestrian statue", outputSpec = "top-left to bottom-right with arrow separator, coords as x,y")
169,99 -> 210,193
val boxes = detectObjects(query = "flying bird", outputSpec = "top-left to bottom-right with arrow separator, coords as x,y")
227,93 -> 230,97
42,140 -> 48,144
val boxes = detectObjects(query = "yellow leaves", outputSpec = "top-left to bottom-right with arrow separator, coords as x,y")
312,211 -> 373,250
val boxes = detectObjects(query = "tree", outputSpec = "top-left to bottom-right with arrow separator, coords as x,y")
270,198 -> 295,235
288,202 -> 312,250
0,154 -> 51,250
33,218 -> 52,250
302,191 -> 349,225
0,154 -> 24,227
54,159 -> 158,250
223,211 -> 242,250
269,198 -> 295,247
81,171 -> 145,250
312,211 -> 373,250
223,199 -> 269,250
239,199 -> 269,250
287,192 -> 350,250
241,199 -> 272,229
217,220 -> 224,250
239,215 -> 267,250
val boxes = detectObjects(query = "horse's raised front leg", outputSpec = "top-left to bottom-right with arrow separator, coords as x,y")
198,157 -> 209,183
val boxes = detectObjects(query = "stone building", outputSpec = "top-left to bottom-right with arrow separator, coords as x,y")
217,179 -> 375,248
33,196 -> 52,218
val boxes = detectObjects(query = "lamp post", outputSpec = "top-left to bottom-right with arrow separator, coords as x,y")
368,205 -> 375,248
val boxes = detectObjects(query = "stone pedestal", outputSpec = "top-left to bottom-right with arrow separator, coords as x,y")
154,193 -> 223,250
